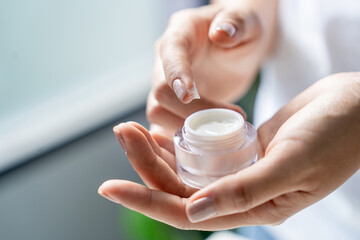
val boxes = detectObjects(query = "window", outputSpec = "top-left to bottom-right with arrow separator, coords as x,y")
0,0 -> 207,171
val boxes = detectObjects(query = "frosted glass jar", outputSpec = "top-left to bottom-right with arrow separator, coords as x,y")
174,108 -> 257,189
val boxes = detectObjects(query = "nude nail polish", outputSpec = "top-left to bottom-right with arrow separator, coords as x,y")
186,197 -> 217,223
173,79 -> 200,103
215,23 -> 236,38
183,83 -> 200,104
173,79 -> 186,102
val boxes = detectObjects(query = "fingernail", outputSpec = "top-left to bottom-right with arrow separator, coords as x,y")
113,124 -> 127,152
173,79 -> 186,102
215,23 -> 236,38
183,86 -> 200,104
186,197 -> 217,223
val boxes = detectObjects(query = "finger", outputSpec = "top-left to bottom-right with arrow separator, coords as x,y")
98,180 -> 189,227
159,10 -> 205,104
114,122 -> 194,197
159,146 -> 177,172
159,38 -> 200,104
186,153 -> 298,223
151,132 -> 175,155
149,124 -> 174,139
150,132 -> 177,171
257,77 -> 333,154
146,92 -> 184,132
209,7 -> 261,48
127,122 -> 177,171
154,81 -> 246,120
126,121 -> 161,155
98,180 -> 303,230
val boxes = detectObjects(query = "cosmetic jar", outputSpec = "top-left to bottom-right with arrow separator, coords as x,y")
174,108 -> 257,189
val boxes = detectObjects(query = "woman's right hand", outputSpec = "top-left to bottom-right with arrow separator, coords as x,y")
147,0 -> 278,136
100,73 -> 360,231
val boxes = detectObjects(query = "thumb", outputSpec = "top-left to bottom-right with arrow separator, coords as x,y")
209,8 -> 261,48
185,157 -> 294,223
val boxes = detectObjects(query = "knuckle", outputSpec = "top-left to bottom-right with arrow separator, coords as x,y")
264,200 -> 290,226
146,102 -> 163,124
298,169 -> 319,192
173,220 -> 191,230
170,199 -> 192,230
153,81 -> 171,102
232,184 -> 254,212
266,210 -> 288,226
160,33 -> 188,54
268,217 -> 286,226
169,33 -> 188,46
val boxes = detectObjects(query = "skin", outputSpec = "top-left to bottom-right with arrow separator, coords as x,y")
99,0 -> 360,231
99,73 -> 360,230
147,0 -> 277,136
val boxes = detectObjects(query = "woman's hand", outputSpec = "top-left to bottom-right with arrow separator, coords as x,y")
102,100 -> 245,199
100,73 -> 360,230
148,0 -> 277,136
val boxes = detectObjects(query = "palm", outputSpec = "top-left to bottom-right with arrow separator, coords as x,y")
108,119 -> 309,229
104,120 -> 304,230
102,74 -> 360,230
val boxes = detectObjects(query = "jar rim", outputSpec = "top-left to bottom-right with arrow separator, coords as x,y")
183,108 -> 247,152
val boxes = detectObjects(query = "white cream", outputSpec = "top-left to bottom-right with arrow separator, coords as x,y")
183,108 -> 246,152
193,119 -> 239,136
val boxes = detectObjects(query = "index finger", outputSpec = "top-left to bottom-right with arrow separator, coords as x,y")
158,7 -> 220,103
159,26 -> 196,103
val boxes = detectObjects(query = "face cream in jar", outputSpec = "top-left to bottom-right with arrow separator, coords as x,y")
174,108 -> 257,189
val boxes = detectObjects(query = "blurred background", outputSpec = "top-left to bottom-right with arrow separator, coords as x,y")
0,0 -> 258,239
0,1 -> 214,240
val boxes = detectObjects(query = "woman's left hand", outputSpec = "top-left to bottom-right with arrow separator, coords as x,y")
98,73 -> 360,230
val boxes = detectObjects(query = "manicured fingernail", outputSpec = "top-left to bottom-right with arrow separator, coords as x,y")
173,79 -> 186,102
186,197 -> 217,223
215,23 -> 236,37
113,124 -> 127,152
182,80 -> 200,103
184,86 -> 200,104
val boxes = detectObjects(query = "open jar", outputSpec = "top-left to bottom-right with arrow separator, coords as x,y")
174,108 -> 257,189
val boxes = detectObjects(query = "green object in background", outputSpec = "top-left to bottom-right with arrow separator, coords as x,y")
236,73 -> 261,124
120,208 -> 212,240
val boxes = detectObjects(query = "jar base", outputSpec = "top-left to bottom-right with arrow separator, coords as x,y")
177,156 -> 257,189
